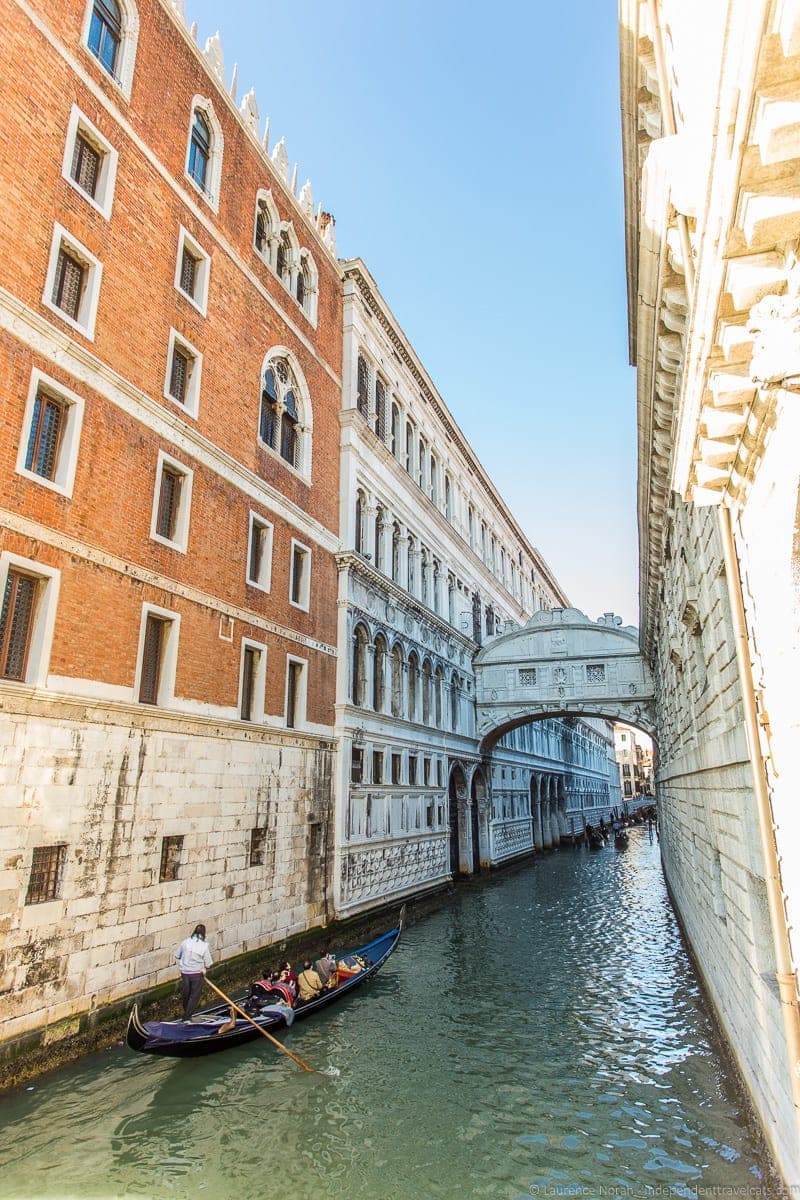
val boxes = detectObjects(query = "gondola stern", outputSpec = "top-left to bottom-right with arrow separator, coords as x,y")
126,1002 -> 151,1053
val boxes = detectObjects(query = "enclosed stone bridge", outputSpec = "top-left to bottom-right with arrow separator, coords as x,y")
474,608 -> 655,749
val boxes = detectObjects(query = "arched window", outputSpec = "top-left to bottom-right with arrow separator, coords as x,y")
445,474 -> 453,521
88,0 -> 121,73
432,558 -> 441,615
373,634 -> 388,712
430,454 -> 439,505
407,652 -> 419,722
481,523 -> 487,562
276,229 -> 293,287
391,643 -> 404,718
354,489 -> 365,555
188,110 -> 211,191
254,192 -> 279,266
391,403 -> 401,457
84,0 -> 139,96
422,659 -> 433,724
296,249 -> 318,322
434,666 -> 443,727
259,353 -> 309,473
468,506 -> 475,547
185,99 -> 223,208
351,623 -> 369,706
405,422 -> 414,474
418,437 -> 427,491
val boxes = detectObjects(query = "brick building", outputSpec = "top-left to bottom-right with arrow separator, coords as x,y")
0,0 -> 342,1045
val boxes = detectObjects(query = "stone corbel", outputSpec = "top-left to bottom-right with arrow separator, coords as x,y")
748,291 -> 800,387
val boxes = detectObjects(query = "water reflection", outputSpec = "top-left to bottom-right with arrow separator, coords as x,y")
0,832 -> 771,1199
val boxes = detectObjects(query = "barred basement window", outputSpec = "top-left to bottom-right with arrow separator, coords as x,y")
25,843 -> 67,904
159,834 -> 183,882
0,570 -> 38,681
139,613 -> 166,704
586,664 -> 606,684
52,248 -> 86,321
519,668 -> 537,686
71,133 -> 100,198
249,826 -> 266,867
156,465 -> 183,540
25,391 -> 66,482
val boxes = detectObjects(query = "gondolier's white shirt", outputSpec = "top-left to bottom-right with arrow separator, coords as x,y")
175,936 -> 212,974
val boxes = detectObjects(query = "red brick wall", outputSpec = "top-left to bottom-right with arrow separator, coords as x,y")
0,0 -> 342,725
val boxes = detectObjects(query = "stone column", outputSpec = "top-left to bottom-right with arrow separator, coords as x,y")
364,500 -> 377,561
532,775 -> 544,850
398,524 -> 410,591
365,640 -> 376,711
549,778 -> 561,847
541,780 -> 553,850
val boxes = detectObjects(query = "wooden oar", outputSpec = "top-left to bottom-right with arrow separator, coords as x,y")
203,977 -> 316,1073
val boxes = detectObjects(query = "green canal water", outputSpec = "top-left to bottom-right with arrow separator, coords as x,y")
0,831 -> 771,1199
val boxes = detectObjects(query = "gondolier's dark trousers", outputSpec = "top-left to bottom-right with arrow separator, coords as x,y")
181,972 -> 204,1019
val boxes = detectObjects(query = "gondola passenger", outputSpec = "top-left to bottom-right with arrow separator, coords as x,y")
297,960 -> 324,1002
314,949 -> 339,989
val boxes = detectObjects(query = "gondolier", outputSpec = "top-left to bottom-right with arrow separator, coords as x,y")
175,924 -> 212,1020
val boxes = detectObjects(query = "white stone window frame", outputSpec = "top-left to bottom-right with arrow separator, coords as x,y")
61,105 -> 118,219
239,636 -> 267,723
184,96 -> 224,213
163,328 -> 202,419
149,450 -> 193,553
0,552 -> 60,688
254,189 -> 280,271
296,248 -> 319,326
174,226 -> 211,316
246,510 -> 274,593
133,601 -> 180,707
258,346 -> 314,482
289,538 -> 312,612
284,652 -> 308,729
80,0 -> 140,100
43,223 -> 103,342
15,369 -> 85,499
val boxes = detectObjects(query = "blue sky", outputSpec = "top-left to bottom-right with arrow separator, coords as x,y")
187,0 -> 639,626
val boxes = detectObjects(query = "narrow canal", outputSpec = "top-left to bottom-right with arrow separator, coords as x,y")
0,831 -> 770,1199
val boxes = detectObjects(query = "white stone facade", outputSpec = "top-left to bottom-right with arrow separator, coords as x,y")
335,261 -> 620,913
0,695 -> 333,1043
621,0 -> 800,1184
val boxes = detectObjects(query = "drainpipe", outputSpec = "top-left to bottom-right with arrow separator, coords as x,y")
717,503 -> 800,1135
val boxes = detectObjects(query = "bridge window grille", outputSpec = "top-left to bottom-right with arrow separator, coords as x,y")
586,664 -> 606,683
519,668 -> 536,686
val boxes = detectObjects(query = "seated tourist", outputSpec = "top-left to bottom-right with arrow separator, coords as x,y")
297,960 -> 324,1002
278,961 -> 299,998
314,949 -> 339,989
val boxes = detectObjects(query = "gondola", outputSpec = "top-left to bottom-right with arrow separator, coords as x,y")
614,830 -> 629,848
126,912 -> 403,1058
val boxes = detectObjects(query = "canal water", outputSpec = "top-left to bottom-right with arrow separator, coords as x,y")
0,830 -> 770,1199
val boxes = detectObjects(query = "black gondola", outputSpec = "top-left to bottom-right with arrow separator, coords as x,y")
126,913 -> 403,1058
614,830 -> 629,848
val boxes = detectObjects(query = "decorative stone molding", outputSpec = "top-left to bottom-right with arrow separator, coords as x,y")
749,292 -> 800,387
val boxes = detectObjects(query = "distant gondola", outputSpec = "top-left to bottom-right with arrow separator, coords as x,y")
126,914 -> 403,1059
614,830 -> 629,848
